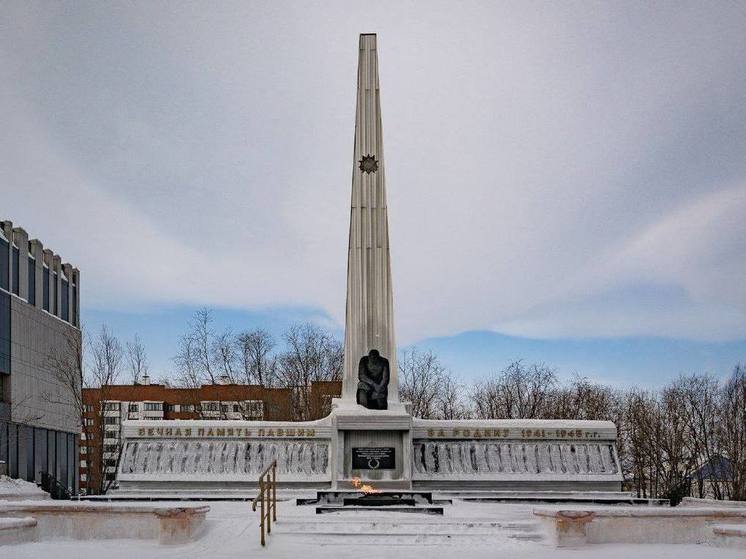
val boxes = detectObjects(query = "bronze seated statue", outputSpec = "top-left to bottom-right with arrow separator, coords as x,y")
357,349 -> 390,410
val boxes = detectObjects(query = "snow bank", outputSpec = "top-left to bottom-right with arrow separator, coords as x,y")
0,476 -> 48,500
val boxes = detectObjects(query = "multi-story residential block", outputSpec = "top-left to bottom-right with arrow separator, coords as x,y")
0,220 -> 81,494
79,378 -> 321,494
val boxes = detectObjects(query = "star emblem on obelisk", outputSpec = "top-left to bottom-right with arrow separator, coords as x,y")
358,154 -> 379,174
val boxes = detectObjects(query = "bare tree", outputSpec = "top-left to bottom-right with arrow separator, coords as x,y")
173,308 -> 221,386
173,308 -> 218,385
676,374 -> 723,499
212,328 -> 238,384
125,334 -> 149,385
471,361 -> 557,419
398,349 -> 446,419
86,325 -> 125,495
720,364 -> 746,500
174,334 -> 200,388
44,326 -> 84,493
236,328 -> 277,386
434,371 -> 469,420
549,375 -> 620,421
275,323 -> 343,420
88,324 -> 123,387
45,326 -> 85,426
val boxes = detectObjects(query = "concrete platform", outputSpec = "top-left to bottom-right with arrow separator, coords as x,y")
0,516 -> 37,545
298,490 -> 435,505
712,524 -> 746,549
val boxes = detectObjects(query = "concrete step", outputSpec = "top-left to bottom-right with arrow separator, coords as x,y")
430,490 -> 668,506
271,532 -> 544,545
275,519 -> 539,534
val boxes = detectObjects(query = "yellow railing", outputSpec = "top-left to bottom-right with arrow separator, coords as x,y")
251,460 -> 277,546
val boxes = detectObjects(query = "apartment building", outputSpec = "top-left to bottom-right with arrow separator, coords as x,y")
79,378 -> 298,493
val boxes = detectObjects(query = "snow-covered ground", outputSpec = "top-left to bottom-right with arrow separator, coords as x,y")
0,476 -> 48,500
4,499 -> 744,558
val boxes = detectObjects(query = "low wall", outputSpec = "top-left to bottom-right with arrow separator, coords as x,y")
535,507 -> 746,546
0,502 -> 209,545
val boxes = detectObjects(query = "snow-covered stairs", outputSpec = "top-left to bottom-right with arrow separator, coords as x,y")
272,514 -> 545,546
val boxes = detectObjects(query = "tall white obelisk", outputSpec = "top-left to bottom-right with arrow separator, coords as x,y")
341,34 -> 399,404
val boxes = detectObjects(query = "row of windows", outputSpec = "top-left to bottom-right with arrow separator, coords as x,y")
90,400 -> 266,415
0,237 -> 78,326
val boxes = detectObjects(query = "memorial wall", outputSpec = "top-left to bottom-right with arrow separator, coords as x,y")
117,417 -> 622,490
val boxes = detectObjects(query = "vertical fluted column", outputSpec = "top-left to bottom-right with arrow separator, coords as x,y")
52,254 -> 62,317
12,227 -> 29,301
30,240 -> 44,310
72,268 -> 80,327
342,34 -> 398,403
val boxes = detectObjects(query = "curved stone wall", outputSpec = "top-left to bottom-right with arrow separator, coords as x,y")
120,439 -> 330,477
412,440 -> 618,477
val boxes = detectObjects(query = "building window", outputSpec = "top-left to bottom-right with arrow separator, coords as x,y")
103,416 -> 118,425
244,400 -> 265,417
220,404 -> 229,413
61,277 -> 69,322
203,402 -> 218,412
72,281 -> 78,325
0,293 -> 9,375
144,402 -> 163,411
181,404 -> 194,412
83,404 -> 94,412
43,267 -> 50,310
27,257 -> 36,305
233,404 -> 240,413
128,403 -> 138,412
52,271 -> 58,315
0,237 -> 8,291
11,246 -> 19,295
104,430 -> 119,439
103,402 -> 120,411
104,444 -> 119,453
84,418 -> 93,426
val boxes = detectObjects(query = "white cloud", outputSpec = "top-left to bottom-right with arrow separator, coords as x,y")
1,2 -> 744,343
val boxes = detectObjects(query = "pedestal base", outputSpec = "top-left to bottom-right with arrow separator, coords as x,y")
330,399 -> 413,490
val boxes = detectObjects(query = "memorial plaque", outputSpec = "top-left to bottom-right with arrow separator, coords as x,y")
352,447 -> 395,470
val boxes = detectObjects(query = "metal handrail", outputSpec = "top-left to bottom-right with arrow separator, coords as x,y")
251,460 -> 277,546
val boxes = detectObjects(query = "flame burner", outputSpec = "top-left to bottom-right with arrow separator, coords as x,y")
299,489 -> 445,514
349,476 -> 381,494
343,493 -> 416,507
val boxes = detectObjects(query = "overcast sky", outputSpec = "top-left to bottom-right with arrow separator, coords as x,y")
2,2 -> 745,384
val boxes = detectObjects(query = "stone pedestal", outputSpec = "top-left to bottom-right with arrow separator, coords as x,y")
330,400 -> 412,490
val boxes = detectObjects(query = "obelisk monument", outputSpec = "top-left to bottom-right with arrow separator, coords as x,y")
341,34 -> 399,406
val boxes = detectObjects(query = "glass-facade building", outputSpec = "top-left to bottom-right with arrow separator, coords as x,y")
0,221 -> 80,494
